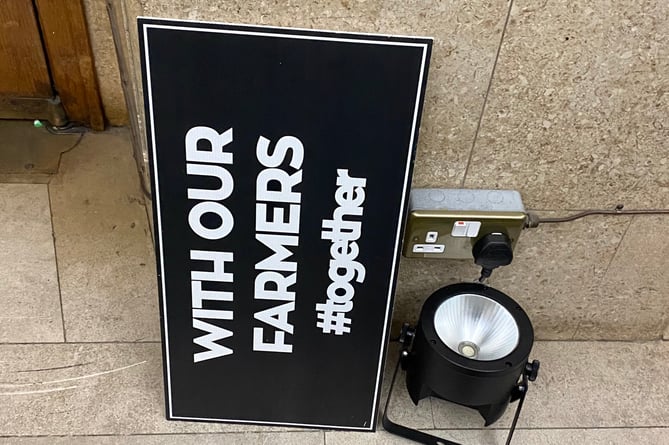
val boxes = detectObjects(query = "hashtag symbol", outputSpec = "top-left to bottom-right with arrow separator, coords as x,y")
316,301 -> 352,335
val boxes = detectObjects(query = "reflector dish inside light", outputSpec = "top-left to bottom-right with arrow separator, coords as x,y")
433,293 -> 519,361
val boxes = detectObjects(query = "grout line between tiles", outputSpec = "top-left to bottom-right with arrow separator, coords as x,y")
3,425 -> 668,439
0,180 -> 50,185
570,216 -> 635,339
429,396 -> 437,429
424,426 -> 669,431
600,216 -> 634,279
461,0 -> 515,187
49,133 -> 85,182
0,341 -> 161,345
398,425 -> 669,432
526,208 -> 666,213
0,431 -> 320,439
0,339 -> 664,346
46,184 -> 67,343
42,133 -> 87,344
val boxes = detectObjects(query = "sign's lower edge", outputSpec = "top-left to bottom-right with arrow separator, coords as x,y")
168,415 -> 377,431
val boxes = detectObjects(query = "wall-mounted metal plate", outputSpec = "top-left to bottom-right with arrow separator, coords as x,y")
403,189 -> 527,259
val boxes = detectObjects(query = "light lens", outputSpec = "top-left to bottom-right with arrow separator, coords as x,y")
433,293 -> 519,361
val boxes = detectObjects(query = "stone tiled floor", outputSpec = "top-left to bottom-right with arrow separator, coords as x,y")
0,126 -> 667,445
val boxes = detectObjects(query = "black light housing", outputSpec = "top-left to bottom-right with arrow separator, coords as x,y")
383,282 -> 539,445
406,282 -> 534,425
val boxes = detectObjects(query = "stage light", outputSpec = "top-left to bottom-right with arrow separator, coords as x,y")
383,282 -> 539,445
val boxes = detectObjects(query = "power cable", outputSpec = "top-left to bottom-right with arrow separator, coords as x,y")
525,205 -> 669,228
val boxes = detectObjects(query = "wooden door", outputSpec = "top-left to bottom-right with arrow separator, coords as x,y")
0,0 -> 58,122
0,1 -> 52,98
0,0 -> 104,129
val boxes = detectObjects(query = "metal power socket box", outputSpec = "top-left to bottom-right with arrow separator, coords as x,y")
403,189 -> 527,259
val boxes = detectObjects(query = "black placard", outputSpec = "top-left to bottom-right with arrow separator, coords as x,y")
139,17 -> 431,430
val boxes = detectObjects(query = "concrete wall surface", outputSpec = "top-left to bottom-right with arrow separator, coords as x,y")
95,0 -> 668,340
83,0 -> 129,125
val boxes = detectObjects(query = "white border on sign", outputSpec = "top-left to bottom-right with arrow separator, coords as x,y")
142,19 -> 429,431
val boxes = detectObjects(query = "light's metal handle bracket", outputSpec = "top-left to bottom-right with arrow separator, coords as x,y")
382,356 -> 460,445
382,341 -> 540,445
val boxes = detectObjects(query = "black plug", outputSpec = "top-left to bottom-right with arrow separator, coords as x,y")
472,232 -> 513,281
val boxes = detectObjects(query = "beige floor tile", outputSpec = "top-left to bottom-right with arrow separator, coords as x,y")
0,121 -> 81,183
430,341 -> 669,429
328,429 -> 481,445
136,0 -> 510,190
83,0 -> 128,126
576,215 -> 669,339
394,212 -> 629,340
0,184 -> 63,342
393,256 -> 480,327
376,0 -> 511,189
464,1 -> 669,209
48,129 -> 160,342
140,0 -> 384,25
1,429 -> 667,445
0,432 -> 324,444
0,343 -> 302,435
513,428 -> 669,445
0,342 -> 666,437
491,212 -> 629,340
326,428 -> 669,445
380,343 -> 434,430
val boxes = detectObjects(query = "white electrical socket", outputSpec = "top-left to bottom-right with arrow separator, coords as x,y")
412,244 -> 446,254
